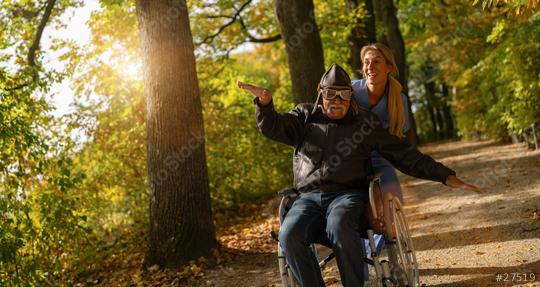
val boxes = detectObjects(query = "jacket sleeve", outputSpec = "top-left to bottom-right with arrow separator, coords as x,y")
369,125 -> 455,184
255,98 -> 306,147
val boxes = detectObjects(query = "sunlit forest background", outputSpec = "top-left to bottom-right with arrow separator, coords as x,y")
1,0 -> 539,285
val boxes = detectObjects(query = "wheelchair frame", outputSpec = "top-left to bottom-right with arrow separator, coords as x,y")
276,174 -> 420,287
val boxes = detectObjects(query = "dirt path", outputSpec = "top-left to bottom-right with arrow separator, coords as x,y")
193,140 -> 540,287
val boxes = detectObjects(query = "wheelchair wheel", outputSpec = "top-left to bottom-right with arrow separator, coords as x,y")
278,243 -> 300,287
388,198 -> 420,287
277,193 -> 301,287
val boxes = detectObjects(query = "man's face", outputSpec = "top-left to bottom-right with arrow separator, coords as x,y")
363,50 -> 391,86
321,87 -> 351,120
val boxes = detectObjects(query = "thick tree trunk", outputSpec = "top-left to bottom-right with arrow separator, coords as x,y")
376,0 -> 407,91
374,0 -> 418,145
346,0 -> 376,79
136,0 -> 216,268
275,0 -> 325,104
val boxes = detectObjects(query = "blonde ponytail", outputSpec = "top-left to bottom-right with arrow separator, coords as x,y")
387,76 -> 405,138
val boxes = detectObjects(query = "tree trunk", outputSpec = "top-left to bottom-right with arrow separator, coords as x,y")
275,0 -> 325,104
441,83 -> 455,138
136,0 -> 216,268
346,0 -> 376,79
374,0 -> 417,145
376,0 -> 407,91
372,0 -> 387,45
424,81 -> 439,139
435,107 -> 445,138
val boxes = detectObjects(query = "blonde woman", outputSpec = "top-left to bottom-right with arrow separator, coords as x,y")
353,43 -> 409,204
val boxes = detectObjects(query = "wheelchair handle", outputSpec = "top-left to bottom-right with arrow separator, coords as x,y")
368,172 -> 384,221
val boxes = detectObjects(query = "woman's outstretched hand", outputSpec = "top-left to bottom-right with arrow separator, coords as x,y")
445,175 -> 487,193
237,80 -> 272,106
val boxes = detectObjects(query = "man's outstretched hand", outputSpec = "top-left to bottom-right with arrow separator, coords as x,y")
445,175 -> 487,193
237,80 -> 272,106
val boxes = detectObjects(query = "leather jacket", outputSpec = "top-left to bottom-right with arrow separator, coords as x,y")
256,100 -> 455,193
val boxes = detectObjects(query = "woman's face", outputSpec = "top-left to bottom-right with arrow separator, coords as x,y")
362,50 -> 392,86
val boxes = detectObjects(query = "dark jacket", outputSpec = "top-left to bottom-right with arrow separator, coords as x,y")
256,100 -> 455,193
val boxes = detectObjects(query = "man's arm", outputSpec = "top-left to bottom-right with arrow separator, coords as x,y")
238,81 -> 306,146
238,81 -> 272,106
369,124 -> 486,193
445,175 -> 485,193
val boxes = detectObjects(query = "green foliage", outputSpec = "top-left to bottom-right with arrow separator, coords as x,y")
401,0 -> 540,139
189,0 -> 279,56
454,15 -> 540,137
0,0 -> 92,285
199,44 -> 293,214
71,0 -> 293,221
0,149 -> 89,286
0,83 -> 92,286
473,0 -> 540,18
315,0 -> 355,68
2,0 -> 538,285
59,0 -> 148,279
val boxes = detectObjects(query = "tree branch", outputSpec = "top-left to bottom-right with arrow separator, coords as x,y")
237,16 -> 281,43
247,33 -> 281,43
28,0 -> 56,67
199,14 -> 232,20
5,0 -> 56,91
196,16 -> 237,45
195,0 -> 254,46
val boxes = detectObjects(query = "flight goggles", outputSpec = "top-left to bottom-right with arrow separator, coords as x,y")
319,87 -> 353,101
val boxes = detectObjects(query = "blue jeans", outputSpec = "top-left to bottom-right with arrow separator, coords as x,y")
279,189 -> 368,287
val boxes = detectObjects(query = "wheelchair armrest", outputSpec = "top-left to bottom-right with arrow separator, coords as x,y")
277,187 -> 299,198
277,188 -> 299,224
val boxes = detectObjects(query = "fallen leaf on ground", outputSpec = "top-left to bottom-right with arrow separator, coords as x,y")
533,209 -> 540,220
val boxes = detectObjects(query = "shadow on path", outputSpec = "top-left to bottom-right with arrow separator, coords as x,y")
192,248 -> 280,287
419,140 -> 503,161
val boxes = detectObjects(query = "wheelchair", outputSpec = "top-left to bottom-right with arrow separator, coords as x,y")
274,174 -> 420,287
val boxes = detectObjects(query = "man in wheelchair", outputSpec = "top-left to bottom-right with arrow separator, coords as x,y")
237,64 -> 484,287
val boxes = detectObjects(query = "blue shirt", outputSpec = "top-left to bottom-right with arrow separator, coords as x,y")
352,79 -> 410,186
